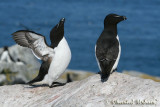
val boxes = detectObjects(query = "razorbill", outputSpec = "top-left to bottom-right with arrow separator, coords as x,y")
0,46 -> 15,63
95,14 -> 127,82
12,18 -> 71,87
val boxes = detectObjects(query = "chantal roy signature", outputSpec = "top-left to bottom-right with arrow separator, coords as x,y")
109,99 -> 158,105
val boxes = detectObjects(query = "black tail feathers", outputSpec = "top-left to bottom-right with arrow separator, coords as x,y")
99,59 -> 113,82
101,72 -> 110,82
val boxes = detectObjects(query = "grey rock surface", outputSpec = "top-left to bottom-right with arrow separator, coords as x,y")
123,70 -> 160,82
0,45 -> 40,84
0,74 -> 6,84
0,72 -> 159,107
62,69 -> 94,81
0,44 -> 40,69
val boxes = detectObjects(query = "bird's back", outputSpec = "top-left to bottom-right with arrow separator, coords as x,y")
96,30 -> 119,61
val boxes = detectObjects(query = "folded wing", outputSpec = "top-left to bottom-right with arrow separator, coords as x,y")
12,30 -> 54,61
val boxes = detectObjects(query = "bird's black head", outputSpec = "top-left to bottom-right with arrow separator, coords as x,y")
50,18 -> 65,48
51,18 -> 65,33
104,14 -> 127,26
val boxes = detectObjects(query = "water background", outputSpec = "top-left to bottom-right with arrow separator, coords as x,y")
0,0 -> 160,76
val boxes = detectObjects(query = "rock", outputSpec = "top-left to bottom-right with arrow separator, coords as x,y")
0,74 -> 6,85
0,45 -> 40,85
123,70 -> 160,82
53,69 -> 94,83
60,69 -> 94,82
0,45 -> 40,69
0,72 -> 160,107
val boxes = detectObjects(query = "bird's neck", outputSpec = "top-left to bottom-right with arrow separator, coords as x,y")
104,24 -> 117,36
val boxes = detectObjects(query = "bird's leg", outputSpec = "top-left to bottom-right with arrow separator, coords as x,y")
66,73 -> 72,83
49,82 -> 66,88
97,71 -> 101,74
112,68 -> 117,74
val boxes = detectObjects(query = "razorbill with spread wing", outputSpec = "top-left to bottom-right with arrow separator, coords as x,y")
12,18 -> 71,87
95,14 -> 127,82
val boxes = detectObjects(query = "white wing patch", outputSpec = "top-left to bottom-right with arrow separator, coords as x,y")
95,45 -> 101,71
111,35 -> 121,73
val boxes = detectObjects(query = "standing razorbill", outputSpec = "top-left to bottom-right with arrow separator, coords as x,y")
95,14 -> 127,82
12,18 -> 71,87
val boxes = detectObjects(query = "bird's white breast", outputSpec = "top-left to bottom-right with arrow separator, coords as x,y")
46,37 -> 71,85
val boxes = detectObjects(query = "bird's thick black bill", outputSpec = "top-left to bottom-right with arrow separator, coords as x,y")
57,18 -> 65,28
123,16 -> 127,20
60,18 -> 65,22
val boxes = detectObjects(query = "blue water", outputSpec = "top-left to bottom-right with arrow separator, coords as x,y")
0,0 -> 160,76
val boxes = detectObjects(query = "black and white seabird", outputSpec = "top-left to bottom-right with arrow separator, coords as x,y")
95,14 -> 127,82
12,18 -> 71,87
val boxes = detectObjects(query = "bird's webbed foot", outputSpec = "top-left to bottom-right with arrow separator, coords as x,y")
112,68 -> 117,74
49,82 -> 66,88
97,71 -> 101,74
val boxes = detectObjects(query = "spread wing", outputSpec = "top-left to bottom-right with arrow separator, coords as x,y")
12,30 -> 54,61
